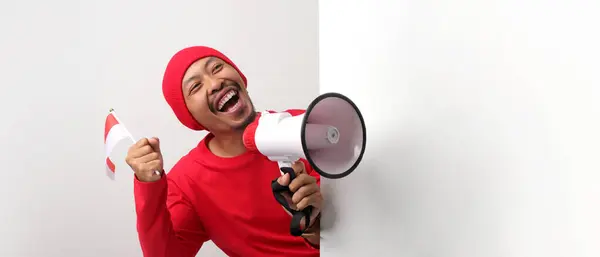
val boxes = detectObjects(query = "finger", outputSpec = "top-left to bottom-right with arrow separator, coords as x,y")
289,174 -> 316,193
148,137 -> 161,152
142,159 -> 162,174
291,160 -> 306,176
130,145 -> 154,158
276,172 -> 291,186
135,138 -> 149,147
137,152 -> 160,163
291,183 -> 319,204
127,139 -> 148,157
296,191 -> 322,211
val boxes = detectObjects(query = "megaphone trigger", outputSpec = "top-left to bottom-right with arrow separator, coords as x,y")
271,167 -> 313,236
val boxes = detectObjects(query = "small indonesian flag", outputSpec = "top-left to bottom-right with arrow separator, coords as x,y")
104,109 -> 133,180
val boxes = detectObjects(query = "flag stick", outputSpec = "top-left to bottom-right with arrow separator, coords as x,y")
110,108 -> 161,176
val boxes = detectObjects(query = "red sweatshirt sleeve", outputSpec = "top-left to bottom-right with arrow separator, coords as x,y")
134,174 -> 209,257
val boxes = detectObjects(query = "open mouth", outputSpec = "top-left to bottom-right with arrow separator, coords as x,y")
216,89 -> 241,113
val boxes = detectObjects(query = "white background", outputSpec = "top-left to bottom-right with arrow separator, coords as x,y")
2,1 -> 600,256
319,0 -> 600,257
0,1 -> 318,256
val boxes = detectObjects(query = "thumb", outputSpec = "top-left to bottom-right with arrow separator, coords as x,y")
148,137 -> 161,152
277,173 -> 290,186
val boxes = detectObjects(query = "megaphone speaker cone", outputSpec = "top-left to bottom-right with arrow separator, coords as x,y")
301,92 -> 366,179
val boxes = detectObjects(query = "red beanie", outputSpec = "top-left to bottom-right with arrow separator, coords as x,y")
162,46 -> 248,131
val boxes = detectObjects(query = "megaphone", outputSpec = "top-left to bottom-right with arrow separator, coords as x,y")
243,92 -> 366,179
242,92 -> 366,236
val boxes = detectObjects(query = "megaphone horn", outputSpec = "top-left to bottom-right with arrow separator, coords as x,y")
243,92 -> 367,180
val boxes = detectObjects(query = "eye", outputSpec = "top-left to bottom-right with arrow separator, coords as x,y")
213,63 -> 223,74
189,83 -> 202,94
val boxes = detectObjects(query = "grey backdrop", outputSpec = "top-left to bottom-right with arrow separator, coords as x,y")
0,1 -> 318,256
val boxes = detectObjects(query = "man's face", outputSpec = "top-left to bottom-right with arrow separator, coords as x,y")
181,57 -> 256,132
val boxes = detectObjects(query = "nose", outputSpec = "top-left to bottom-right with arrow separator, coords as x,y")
207,78 -> 224,95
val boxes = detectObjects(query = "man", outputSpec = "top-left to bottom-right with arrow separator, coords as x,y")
125,46 -> 322,257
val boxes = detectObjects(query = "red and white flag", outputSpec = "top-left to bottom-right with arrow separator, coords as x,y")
104,109 -> 134,180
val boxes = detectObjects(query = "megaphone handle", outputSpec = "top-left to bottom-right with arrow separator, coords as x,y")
271,167 -> 313,237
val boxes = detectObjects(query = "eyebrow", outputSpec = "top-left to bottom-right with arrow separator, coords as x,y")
182,57 -> 217,89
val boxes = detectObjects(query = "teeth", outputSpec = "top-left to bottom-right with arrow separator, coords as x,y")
218,90 -> 237,111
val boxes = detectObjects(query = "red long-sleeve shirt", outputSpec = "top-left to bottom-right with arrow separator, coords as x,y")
133,111 -> 320,257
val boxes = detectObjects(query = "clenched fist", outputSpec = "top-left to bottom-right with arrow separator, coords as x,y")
125,137 -> 164,182
276,161 -> 322,231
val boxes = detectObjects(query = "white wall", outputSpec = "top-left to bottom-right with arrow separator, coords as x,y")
0,1 -> 318,256
319,1 -> 600,257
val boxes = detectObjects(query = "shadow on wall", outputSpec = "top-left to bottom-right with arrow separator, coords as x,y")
320,120 -> 497,256
319,130 -> 415,237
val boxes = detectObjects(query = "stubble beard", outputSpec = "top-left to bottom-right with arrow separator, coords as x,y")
232,102 -> 257,132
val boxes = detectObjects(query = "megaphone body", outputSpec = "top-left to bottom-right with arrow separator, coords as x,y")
243,92 -> 366,179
